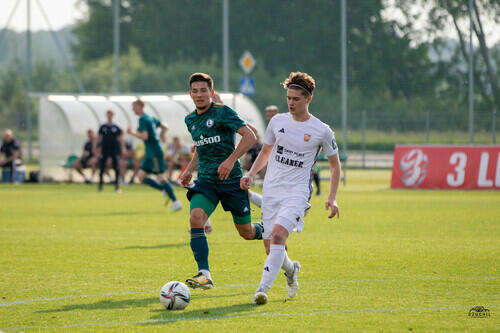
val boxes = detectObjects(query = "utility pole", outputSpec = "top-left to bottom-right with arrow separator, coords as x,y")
223,0 -> 229,91
114,0 -> 120,92
468,0 -> 474,144
26,0 -> 33,162
340,0 -> 347,184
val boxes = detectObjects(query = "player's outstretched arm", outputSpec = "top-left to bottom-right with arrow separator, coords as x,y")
180,149 -> 198,187
325,154 -> 341,219
246,122 -> 258,136
240,144 -> 273,190
218,125 -> 256,180
159,122 -> 168,143
127,128 -> 148,141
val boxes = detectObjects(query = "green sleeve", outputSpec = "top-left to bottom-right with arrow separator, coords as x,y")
220,106 -> 246,132
138,117 -> 146,132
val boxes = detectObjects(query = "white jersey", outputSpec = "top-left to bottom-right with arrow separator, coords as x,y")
262,112 -> 338,198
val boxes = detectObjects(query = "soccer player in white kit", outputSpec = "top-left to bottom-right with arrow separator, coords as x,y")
241,72 -> 341,305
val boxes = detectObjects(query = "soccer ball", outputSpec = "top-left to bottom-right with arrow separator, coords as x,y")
160,281 -> 191,310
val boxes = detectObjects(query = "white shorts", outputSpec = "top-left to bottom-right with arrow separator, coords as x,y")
261,195 -> 309,239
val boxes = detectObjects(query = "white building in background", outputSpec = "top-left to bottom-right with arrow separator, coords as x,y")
38,93 -> 265,182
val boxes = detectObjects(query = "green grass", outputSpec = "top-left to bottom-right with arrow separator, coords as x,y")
0,170 -> 498,332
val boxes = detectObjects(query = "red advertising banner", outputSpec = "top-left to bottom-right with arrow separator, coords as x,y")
391,145 -> 500,190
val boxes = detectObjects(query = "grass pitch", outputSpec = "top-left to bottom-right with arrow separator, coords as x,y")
0,170 -> 498,332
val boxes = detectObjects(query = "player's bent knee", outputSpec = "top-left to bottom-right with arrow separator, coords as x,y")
189,209 -> 207,228
271,232 -> 287,245
239,230 -> 254,240
236,224 -> 254,240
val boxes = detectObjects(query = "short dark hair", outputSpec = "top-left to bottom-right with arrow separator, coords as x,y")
189,72 -> 213,90
133,98 -> 144,108
282,72 -> 316,96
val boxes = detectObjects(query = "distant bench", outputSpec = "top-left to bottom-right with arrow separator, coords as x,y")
60,154 -> 79,182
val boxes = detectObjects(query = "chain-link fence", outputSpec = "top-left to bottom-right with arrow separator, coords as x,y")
1,105 -> 498,168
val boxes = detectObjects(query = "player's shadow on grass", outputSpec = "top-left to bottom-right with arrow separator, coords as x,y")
36,297 -> 158,313
35,293 -> 248,314
145,302 -> 257,325
60,211 -> 162,217
121,242 -> 187,250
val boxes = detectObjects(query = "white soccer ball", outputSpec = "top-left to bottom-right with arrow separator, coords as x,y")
160,281 -> 191,310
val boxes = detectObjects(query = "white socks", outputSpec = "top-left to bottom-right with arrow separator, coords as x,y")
258,244 -> 286,292
199,269 -> 211,280
281,251 -> 294,274
249,191 -> 262,208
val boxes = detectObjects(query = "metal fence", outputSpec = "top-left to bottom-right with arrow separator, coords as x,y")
1,107 -> 498,166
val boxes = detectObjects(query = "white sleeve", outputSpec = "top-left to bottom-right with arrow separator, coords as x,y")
322,127 -> 338,156
263,117 -> 276,145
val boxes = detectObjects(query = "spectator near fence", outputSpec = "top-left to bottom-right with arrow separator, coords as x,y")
0,129 -> 23,183
265,105 -> 279,123
73,129 -> 98,183
165,136 -> 192,183
120,139 -> 141,184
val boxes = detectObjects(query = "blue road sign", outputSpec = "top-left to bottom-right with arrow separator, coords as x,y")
239,77 -> 255,96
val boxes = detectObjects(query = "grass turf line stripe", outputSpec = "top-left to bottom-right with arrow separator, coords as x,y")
1,275 -> 498,307
2,304 -> 497,331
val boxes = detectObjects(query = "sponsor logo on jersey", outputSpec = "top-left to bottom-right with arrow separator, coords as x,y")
278,128 -> 285,134
332,139 -> 337,150
206,119 -> 214,128
304,134 -> 311,142
191,125 -> 196,130
400,149 -> 428,186
277,145 -> 284,154
194,135 -> 221,146
275,155 -> 304,168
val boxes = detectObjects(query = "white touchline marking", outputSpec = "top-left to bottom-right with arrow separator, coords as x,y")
0,291 -> 157,307
2,304 -> 497,331
0,276 -> 498,308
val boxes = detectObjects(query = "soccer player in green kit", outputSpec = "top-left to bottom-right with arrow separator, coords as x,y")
127,99 -> 182,211
179,73 -> 263,289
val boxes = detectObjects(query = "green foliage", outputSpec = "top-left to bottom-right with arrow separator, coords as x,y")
72,0 -> 440,112
0,61 -> 27,130
0,172 -> 498,331
1,1 -> 499,143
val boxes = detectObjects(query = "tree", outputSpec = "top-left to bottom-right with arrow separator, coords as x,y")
395,0 -> 500,111
72,0 -> 440,117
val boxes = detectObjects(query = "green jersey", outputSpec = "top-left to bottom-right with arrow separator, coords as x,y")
138,114 -> 163,158
185,103 -> 246,183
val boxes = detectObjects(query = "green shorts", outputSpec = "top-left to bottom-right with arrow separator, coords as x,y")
141,156 -> 165,174
186,179 -> 251,224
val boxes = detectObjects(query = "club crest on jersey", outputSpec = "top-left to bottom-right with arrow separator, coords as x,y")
304,134 -> 311,142
206,119 -> 214,128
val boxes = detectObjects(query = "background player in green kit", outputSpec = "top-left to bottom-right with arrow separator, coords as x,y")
127,99 -> 182,212
179,73 -> 263,289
